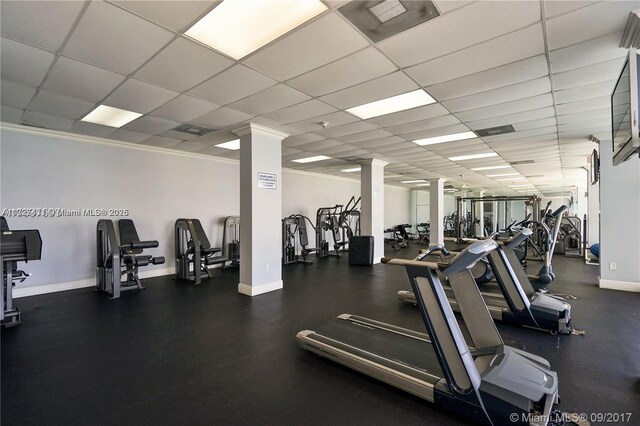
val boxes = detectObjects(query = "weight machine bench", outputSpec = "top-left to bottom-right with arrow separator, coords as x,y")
1,217 -> 42,327
175,218 -> 226,284
96,219 -> 165,298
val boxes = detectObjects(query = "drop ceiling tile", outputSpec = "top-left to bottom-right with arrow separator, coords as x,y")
282,133 -> 324,147
351,136 -> 405,149
244,12 -> 369,80
426,55 -> 549,102
552,58 -> 624,90
288,111 -> 359,132
29,91 -> 95,120
315,144 -> 364,155
555,80 -> 614,104
483,126 -> 557,142
1,106 -> 23,123
319,71 -> 419,109
312,121 -> 377,138
559,118 -> 610,132
159,129 -> 200,141
544,1 -> 599,19
557,108 -> 610,125
69,121 -> 115,138
406,24 -> 545,86
0,38 -> 55,87
138,135 -> 183,148
444,77 -> 551,112
104,79 -> 178,114
189,107 -> 254,130
22,111 -> 73,131
228,84 -> 310,116
511,117 -> 557,132
294,139 -> 344,151
150,95 -> 219,123
43,56 -> 127,103
63,1 -> 174,74
188,64 -> 278,105
367,103 -> 450,128
112,1 -> 215,32
555,96 -> 610,115
375,141 -> 426,153
135,37 -> 234,92
287,48 -> 397,97
379,1 -> 540,67
123,116 -> 180,134
549,33 -> 628,73
109,128 -> 151,143
335,129 -> 394,144
401,123 -> 473,142
0,1 -> 84,52
546,1 -> 635,51
385,114 -> 461,136
1,80 -> 37,109
174,141 -> 209,152
262,100 -> 337,125
467,107 -> 556,130
457,94 -> 553,122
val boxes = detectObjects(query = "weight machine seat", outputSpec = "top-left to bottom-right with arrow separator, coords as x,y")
117,219 -> 165,265
0,216 -> 9,231
188,219 -> 226,265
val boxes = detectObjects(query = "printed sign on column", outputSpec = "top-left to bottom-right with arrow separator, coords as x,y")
257,172 -> 277,190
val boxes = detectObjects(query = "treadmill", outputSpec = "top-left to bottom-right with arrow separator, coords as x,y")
398,229 -> 575,335
298,240 -> 561,425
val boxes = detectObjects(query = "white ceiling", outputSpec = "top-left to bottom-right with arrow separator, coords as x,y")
1,0 -> 637,195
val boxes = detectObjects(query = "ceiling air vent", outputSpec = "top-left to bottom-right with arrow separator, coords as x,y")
475,124 -> 515,137
173,124 -> 213,137
510,160 -> 535,165
338,0 -> 439,43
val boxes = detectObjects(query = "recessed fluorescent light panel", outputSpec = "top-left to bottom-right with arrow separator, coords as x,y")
508,184 -> 534,188
495,177 -> 525,182
81,105 -> 142,128
415,183 -> 430,187
449,152 -> 498,161
486,173 -> 519,177
215,139 -> 240,150
401,179 -> 427,183
185,0 -> 327,60
346,89 -> 435,119
342,167 -> 361,172
413,131 -> 477,146
293,155 -> 331,163
471,165 -> 511,171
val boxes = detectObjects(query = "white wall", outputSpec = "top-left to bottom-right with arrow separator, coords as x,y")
1,126 -> 410,292
598,142 -> 640,291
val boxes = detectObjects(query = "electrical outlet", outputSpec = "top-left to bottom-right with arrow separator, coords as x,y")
609,262 -> 616,270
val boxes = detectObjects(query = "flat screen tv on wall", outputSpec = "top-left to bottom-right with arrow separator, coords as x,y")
611,48 -> 640,165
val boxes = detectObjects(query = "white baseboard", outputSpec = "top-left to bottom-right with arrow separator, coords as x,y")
238,280 -> 283,296
13,266 -> 176,298
599,279 -> 640,292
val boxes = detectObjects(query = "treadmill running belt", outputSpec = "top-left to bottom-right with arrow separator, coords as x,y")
313,319 -> 444,379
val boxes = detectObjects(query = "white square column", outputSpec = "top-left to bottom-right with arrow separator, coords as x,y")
360,159 -> 388,264
234,123 -> 288,296
429,178 -> 445,245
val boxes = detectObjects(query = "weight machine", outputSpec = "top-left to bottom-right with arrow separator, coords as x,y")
96,219 -> 165,299
1,217 -> 42,327
175,218 -> 226,284
315,196 -> 360,257
222,216 -> 240,268
282,214 -> 316,264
